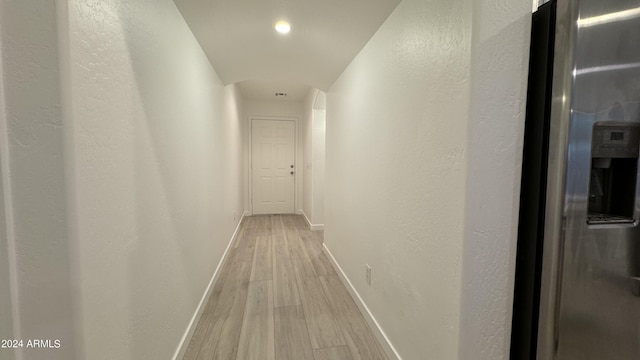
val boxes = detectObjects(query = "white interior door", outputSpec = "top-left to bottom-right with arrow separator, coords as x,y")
251,119 -> 295,214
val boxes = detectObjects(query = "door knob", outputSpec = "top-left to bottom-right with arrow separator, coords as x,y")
290,171 -> 294,175
290,165 -> 294,168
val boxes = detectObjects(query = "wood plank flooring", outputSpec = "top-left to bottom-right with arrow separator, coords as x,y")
183,215 -> 388,360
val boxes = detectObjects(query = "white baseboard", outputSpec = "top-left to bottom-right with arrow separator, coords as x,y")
172,213 -> 247,360
322,244 -> 402,360
300,210 -> 325,231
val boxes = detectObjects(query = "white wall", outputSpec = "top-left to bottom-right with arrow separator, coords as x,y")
0,1 -> 245,359
325,0 -> 472,358
325,0 -> 531,358
0,110 -> 13,360
302,90 -> 326,228
0,173 -> 12,360
0,17 -> 14,359
243,99 -> 304,214
311,108 -> 325,226
0,2 -> 76,359
61,1 -> 246,359
302,91 -> 317,222
459,1 -> 531,359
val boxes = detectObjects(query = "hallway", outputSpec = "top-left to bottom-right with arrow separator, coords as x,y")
0,0 -> 532,359
182,215 -> 387,360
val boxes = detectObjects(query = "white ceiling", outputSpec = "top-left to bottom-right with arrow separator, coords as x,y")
174,0 -> 400,100
236,80 -> 311,101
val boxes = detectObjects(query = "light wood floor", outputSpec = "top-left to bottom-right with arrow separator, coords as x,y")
182,215 -> 388,360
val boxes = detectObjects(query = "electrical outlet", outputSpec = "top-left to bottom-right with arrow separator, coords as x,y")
365,264 -> 372,286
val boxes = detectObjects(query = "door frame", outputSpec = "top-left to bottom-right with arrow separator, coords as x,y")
248,116 -> 299,215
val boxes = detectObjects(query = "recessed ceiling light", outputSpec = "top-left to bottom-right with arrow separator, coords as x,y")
274,21 -> 291,34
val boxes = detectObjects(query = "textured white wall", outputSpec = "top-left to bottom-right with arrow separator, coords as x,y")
0,21 -> 13,359
325,0 -> 472,357
0,1 -> 76,359
63,1 -> 245,359
459,1 -> 531,359
326,0 -> 532,357
311,108 -> 325,226
0,117 -> 13,359
302,90 -> 317,222
302,90 -> 326,227
0,176 -> 12,358
243,99 -> 304,214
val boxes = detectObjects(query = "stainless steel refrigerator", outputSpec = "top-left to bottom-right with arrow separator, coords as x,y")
511,0 -> 640,358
